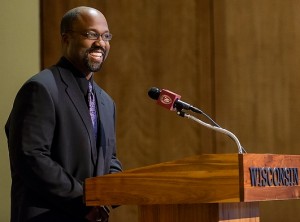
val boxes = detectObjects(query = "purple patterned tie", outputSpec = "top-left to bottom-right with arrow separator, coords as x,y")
88,82 -> 98,139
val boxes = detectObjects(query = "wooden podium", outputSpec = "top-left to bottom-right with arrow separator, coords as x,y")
85,153 -> 300,221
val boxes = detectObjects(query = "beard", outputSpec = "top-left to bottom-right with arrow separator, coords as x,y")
83,47 -> 106,72
84,56 -> 102,72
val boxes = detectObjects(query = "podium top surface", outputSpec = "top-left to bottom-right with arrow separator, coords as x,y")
85,153 -> 300,206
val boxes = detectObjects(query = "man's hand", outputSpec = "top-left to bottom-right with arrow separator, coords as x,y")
85,206 -> 110,222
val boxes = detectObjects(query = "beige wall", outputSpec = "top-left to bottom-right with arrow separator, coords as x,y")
0,0 -> 40,221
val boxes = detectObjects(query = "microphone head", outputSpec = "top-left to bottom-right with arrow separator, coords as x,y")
148,87 -> 181,111
148,87 -> 161,100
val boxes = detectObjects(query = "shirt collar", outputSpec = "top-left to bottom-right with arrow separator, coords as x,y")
56,57 -> 86,78
56,57 -> 94,96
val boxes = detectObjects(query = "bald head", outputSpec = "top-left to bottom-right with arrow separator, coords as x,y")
60,6 -> 105,35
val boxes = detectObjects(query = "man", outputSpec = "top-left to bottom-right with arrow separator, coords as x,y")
5,6 -> 122,222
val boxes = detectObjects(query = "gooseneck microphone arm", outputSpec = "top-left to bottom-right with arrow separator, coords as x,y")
177,110 -> 244,154
177,109 -> 246,154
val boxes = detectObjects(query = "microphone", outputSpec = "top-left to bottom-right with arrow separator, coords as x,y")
147,87 -> 246,154
147,87 -> 203,114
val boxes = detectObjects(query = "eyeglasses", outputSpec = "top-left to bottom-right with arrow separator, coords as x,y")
67,30 -> 112,41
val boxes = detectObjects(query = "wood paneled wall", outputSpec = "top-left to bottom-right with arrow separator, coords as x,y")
40,0 -> 300,221
213,1 -> 300,221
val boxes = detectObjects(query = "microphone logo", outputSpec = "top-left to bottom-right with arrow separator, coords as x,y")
156,89 -> 181,111
160,95 -> 172,104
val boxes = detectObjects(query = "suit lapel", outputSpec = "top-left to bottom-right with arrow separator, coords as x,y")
95,87 -> 106,156
56,67 -> 98,165
94,87 -> 107,173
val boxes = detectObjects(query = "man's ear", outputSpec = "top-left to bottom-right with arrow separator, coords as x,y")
61,33 -> 69,44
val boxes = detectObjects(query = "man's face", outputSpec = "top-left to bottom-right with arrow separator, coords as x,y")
63,9 -> 111,77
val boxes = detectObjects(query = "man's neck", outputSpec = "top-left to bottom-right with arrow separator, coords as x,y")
86,72 -> 93,80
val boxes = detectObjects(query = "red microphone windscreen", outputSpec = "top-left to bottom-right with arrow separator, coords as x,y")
157,89 -> 181,111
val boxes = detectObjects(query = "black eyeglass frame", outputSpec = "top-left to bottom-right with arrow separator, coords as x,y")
66,30 -> 112,41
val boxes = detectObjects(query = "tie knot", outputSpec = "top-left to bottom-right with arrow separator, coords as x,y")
88,82 -> 93,93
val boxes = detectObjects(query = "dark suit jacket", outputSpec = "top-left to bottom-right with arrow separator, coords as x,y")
5,59 -> 122,222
